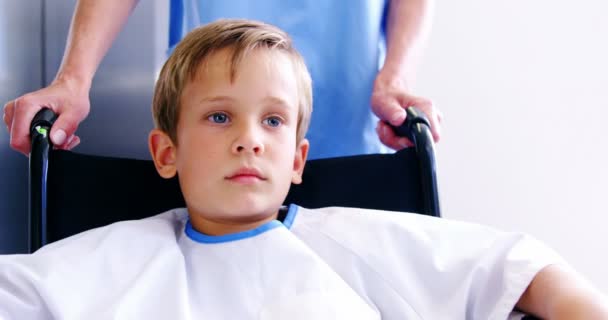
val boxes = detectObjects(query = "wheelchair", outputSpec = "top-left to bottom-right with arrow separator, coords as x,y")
28,107 -> 440,251
26,107 -> 538,319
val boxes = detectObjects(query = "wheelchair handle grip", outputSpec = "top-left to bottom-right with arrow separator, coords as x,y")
30,108 -> 58,140
388,106 -> 431,141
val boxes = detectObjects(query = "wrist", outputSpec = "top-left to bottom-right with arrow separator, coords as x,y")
380,44 -> 422,85
53,70 -> 92,94
376,67 -> 411,91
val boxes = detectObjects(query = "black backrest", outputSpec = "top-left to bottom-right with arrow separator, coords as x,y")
46,148 -> 426,243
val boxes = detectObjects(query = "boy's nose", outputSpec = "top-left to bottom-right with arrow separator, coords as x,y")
231,125 -> 265,155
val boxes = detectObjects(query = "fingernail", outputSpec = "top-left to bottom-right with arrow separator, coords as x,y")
51,129 -> 66,145
392,110 -> 405,124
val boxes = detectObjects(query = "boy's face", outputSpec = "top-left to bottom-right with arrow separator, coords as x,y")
149,48 -> 309,235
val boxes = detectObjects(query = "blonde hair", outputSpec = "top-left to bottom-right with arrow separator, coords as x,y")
152,19 -> 313,143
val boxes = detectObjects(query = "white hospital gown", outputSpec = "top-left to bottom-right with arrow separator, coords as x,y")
0,205 -> 562,319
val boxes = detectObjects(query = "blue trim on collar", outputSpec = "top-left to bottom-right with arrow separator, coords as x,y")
282,204 -> 299,229
186,219 -> 284,244
184,205 -> 299,244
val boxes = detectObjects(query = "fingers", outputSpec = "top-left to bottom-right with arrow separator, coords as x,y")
4,81 -> 90,154
371,90 -> 443,148
376,121 -> 414,150
54,134 -> 81,150
67,135 -> 81,149
4,104 -> 85,155
49,107 -> 87,147
429,108 -> 443,143
9,96 -> 46,155
3,100 -> 15,132
400,97 -> 442,143
371,94 -> 407,126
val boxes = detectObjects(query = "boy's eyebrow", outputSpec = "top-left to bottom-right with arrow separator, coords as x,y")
199,96 -> 293,108
199,96 -> 235,104
261,96 -> 293,109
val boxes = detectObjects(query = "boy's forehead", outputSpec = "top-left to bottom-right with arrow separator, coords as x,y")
182,48 -> 299,109
192,47 -> 291,82
192,49 -> 234,82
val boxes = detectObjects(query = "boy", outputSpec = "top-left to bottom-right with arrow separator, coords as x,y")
1,19 -> 607,319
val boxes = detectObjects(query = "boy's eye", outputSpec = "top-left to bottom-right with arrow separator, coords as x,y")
263,116 -> 283,127
208,113 -> 229,124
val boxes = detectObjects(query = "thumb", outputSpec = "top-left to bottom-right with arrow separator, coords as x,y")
371,95 -> 406,126
50,111 -> 84,146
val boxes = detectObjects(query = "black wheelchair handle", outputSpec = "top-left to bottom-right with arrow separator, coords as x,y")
30,108 -> 58,139
388,106 -> 441,217
29,108 -> 57,252
388,106 -> 432,141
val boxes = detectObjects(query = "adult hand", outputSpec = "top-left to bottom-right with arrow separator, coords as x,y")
3,78 -> 90,155
370,70 -> 442,149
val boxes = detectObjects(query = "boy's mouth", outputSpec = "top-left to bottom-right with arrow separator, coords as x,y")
225,167 -> 267,183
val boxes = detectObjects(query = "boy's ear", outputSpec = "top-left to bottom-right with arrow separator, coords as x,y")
291,138 -> 309,185
148,129 -> 177,179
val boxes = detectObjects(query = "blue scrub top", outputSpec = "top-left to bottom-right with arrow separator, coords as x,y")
169,0 -> 389,159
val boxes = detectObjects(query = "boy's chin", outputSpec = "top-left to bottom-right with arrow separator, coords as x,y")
222,207 -> 280,224
190,203 -> 281,223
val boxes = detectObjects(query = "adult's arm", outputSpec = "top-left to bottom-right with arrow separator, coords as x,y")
371,0 -> 441,149
3,0 -> 140,155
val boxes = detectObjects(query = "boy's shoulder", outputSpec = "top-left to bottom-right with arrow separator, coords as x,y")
290,205 -> 535,267
293,205 -> 506,241
35,207 -> 190,258
0,209 -> 192,318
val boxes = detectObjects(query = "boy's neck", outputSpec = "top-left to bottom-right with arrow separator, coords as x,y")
188,210 -> 281,236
